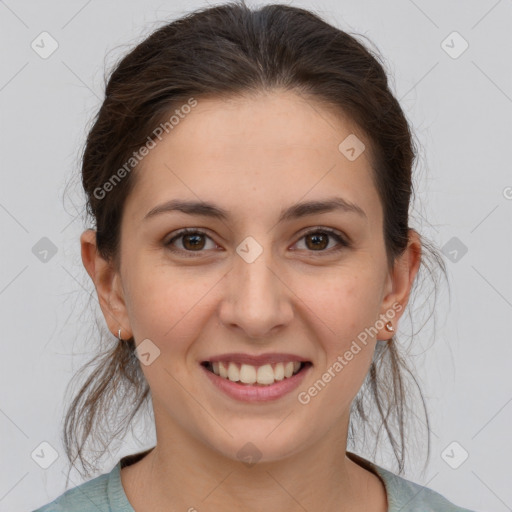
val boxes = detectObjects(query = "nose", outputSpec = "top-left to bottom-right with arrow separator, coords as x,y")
218,246 -> 294,340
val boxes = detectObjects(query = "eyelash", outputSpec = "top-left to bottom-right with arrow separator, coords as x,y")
164,227 -> 350,258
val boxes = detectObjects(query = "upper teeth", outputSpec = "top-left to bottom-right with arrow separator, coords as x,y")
210,361 -> 302,385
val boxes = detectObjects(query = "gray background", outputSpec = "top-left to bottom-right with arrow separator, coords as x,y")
1,0 -> 511,511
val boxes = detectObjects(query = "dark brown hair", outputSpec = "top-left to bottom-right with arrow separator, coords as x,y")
64,0 -> 448,482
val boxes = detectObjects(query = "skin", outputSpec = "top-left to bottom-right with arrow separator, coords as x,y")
81,90 -> 421,512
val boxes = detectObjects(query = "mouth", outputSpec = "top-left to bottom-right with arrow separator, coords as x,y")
201,360 -> 312,386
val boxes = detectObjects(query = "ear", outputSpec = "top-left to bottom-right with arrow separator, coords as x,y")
80,229 -> 133,340
378,228 -> 422,340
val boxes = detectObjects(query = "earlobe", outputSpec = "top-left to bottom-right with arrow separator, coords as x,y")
79,229 -> 133,340
378,229 -> 422,339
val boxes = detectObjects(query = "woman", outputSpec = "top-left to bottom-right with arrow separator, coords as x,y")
33,2 -> 478,511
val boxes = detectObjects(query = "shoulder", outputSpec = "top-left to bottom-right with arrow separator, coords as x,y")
346,451 -> 479,512
31,464 -> 121,512
32,449 -> 152,512
372,462 -> 478,512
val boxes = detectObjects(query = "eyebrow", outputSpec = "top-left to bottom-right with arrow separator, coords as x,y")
143,196 -> 367,223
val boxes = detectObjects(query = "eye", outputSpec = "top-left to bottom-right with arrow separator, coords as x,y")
165,228 -> 217,256
292,227 -> 350,254
165,227 -> 350,257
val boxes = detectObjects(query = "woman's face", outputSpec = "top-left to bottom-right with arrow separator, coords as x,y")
83,90 -> 419,463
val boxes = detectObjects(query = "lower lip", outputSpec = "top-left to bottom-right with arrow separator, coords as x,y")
200,363 -> 312,402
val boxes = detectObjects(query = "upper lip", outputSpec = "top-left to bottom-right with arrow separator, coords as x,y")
202,353 -> 311,366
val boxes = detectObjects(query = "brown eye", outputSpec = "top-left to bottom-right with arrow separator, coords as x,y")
181,233 -> 206,250
165,229 -> 216,256
165,227 -> 349,258
304,232 -> 329,250
294,228 -> 349,254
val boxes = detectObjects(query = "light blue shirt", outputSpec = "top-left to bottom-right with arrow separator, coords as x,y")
32,449 -> 479,511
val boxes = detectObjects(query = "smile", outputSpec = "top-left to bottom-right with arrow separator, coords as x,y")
200,361 -> 312,402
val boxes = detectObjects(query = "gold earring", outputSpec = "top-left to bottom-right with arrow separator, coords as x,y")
118,328 -> 123,341
385,321 -> 394,332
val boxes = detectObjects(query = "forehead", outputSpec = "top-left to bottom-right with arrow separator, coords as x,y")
123,90 -> 382,227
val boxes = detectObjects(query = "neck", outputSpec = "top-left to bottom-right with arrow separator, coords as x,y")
121,419 -> 387,512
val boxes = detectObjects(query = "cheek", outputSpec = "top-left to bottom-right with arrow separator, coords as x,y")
304,280 -> 379,411
304,273 -> 383,342
125,264 -> 216,345
299,272 -> 382,397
